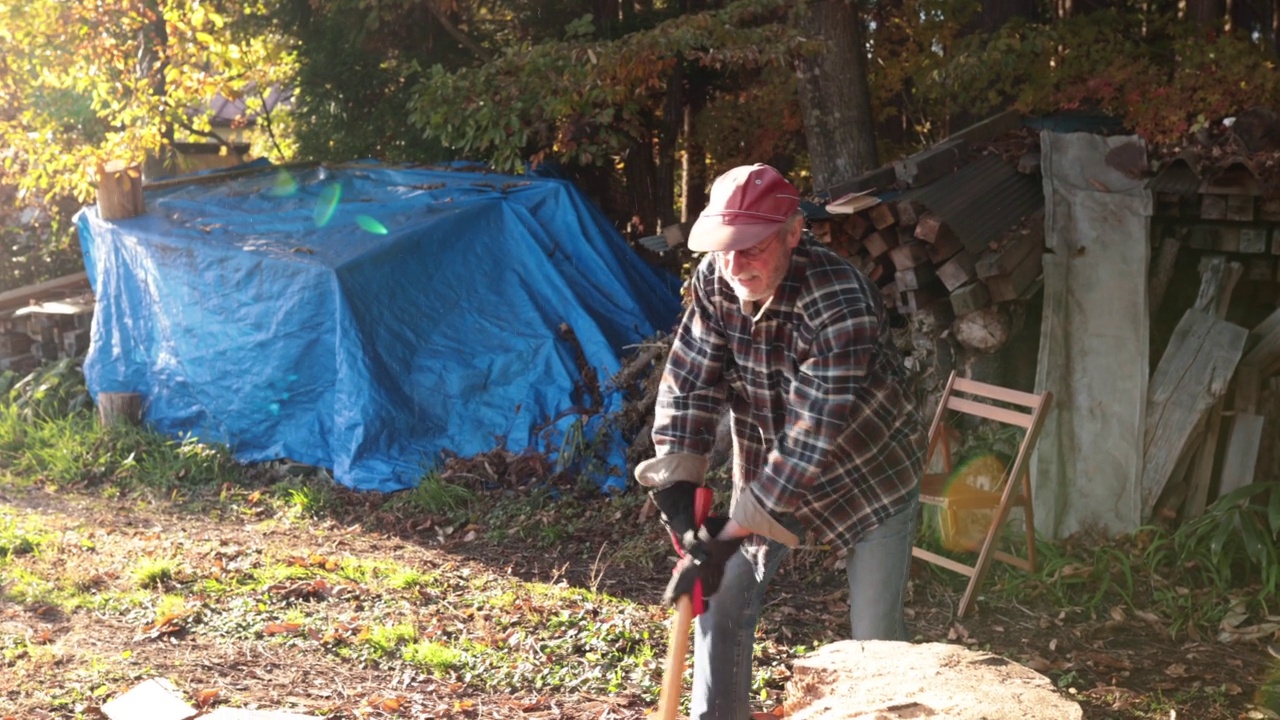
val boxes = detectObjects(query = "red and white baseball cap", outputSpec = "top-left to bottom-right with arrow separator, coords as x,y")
688,164 -> 801,253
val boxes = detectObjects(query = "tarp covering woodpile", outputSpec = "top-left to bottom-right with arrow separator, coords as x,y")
76,161 -> 682,493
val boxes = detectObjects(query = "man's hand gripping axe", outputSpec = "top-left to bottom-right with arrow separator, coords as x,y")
657,485 -> 712,720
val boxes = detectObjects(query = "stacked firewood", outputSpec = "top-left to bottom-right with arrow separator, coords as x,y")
825,202 -> 1045,356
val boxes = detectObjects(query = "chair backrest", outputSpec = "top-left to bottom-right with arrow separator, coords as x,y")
926,372 -> 1053,490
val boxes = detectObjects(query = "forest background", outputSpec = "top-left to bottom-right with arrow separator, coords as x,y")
2,0 -> 1279,291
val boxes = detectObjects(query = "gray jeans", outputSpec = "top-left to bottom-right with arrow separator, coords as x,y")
688,496 -> 918,720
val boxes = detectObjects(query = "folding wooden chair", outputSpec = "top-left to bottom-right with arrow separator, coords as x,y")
911,370 -> 1053,617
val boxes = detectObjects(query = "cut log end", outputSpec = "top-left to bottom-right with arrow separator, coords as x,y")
97,392 -> 143,427
97,162 -> 145,220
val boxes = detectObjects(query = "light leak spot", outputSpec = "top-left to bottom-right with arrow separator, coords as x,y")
267,169 -> 299,197
314,183 -> 341,227
356,215 -> 389,235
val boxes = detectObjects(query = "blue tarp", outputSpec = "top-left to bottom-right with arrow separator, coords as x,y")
77,161 -> 682,492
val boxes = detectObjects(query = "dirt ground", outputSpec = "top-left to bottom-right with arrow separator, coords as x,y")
2,483 -> 1278,720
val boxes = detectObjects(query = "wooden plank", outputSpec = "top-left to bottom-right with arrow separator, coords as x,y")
895,263 -> 936,292
911,547 -> 976,576
862,229 -> 898,258
936,250 -> 977,292
1227,194 -> 1255,222
894,138 -> 968,189
1200,194 -> 1228,220
1149,233 -> 1181,318
975,229 -> 1041,278
1212,227 -> 1241,253
949,281 -> 990,316
842,212 -> 872,242
0,272 -> 91,314
1250,305 -> 1280,344
823,165 -> 897,199
868,254 -> 894,284
1246,257 -> 1274,281
926,230 -> 964,265
899,284 -> 945,315
1240,226 -> 1269,253
986,248 -> 1043,303
946,396 -> 1035,428
881,281 -> 897,309
1141,310 -> 1249,521
1188,226 -> 1216,249
1261,197 -> 1280,222
888,240 -> 930,270
1240,321 -> 1280,371
895,200 -> 926,227
1218,413 -> 1265,498
868,203 -> 898,230
1192,256 -> 1242,317
1184,400 -> 1226,521
914,213 -> 947,243
953,376 -> 1043,407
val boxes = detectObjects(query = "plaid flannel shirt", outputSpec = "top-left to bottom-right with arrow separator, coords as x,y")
649,241 -> 924,551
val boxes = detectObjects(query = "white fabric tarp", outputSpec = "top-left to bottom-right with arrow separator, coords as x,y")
1033,131 -> 1153,538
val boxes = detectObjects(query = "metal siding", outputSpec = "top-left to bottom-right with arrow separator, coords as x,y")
899,156 -> 1044,253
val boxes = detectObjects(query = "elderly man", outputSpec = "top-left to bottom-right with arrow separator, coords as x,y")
635,164 -> 924,720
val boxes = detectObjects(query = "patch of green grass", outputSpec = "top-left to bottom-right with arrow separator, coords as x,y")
365,623 -> 417,658
384,567 -> 439,591
0,510 -> 50,560
277,481 -> 341,519
391,473 -> 476,516
130,557 -> 178,589
402,640 -> 462,675
251,562 -> 316,588
335,557 -> 386,584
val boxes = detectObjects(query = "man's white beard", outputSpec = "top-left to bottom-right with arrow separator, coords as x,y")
726,275 -> 771,302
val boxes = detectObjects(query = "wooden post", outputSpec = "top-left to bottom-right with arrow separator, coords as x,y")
97,161 -> 145,220
97,392 -> 142,427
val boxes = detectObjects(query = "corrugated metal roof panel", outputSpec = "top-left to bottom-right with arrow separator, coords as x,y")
898,155 -> 1043,254
1146,159 -> 1200,195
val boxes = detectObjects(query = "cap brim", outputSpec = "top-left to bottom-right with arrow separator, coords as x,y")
687,216 -> 782,253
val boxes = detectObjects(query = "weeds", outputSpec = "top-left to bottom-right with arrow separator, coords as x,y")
0,509 -> 49,559
403,640 -> 462,674
391,472 -> 475,516
130,557 -> 179,589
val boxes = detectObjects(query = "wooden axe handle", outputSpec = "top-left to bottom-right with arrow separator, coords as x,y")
658,593 -> 694,720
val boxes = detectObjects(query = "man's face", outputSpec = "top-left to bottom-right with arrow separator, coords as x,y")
715,223 -> 798,302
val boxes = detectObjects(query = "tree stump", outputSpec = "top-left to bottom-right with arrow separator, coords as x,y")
952,305 -> 1011,354
97,161 -> 145,220
97,392 -> 142,427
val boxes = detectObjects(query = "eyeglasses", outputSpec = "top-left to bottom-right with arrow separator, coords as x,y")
717,231 -> 779,262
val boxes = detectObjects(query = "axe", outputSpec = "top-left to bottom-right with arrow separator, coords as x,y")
657,485 -> 713,720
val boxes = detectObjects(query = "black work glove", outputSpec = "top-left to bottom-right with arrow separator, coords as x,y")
650,481 -> 699,550
662,518 -> 745,606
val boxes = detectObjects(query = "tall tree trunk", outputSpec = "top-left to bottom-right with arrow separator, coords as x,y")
624,137 -> 660,238
655,63 -> 684,228
682,100 -> 708,222
140,0 -> 171,145
793,0 -> 878,191
1187,0 -> 1226,24
982,0 -> 1037,30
